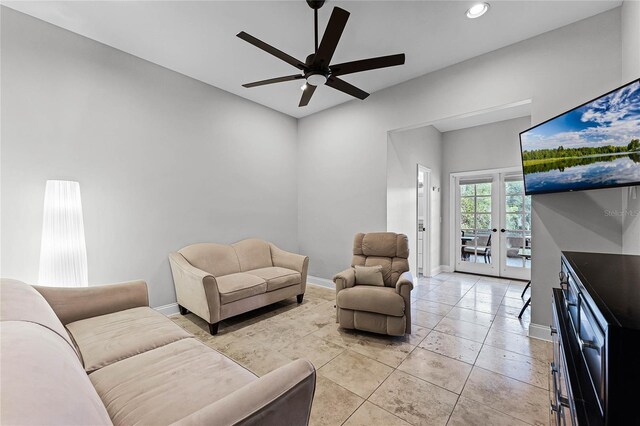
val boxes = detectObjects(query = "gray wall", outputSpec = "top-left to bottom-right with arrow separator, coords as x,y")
621,0 -> 640,255
441,117 -> 532,267
387,125 -> 443,274
297,9 -> 624,330
0,8 -> 299,307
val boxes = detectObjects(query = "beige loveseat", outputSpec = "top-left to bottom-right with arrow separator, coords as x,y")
169,239 -> 309,335
333,232 -> 414,336
0,278 -> 316,426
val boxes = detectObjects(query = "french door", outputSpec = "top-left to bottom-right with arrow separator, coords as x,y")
453,169 -> 532,280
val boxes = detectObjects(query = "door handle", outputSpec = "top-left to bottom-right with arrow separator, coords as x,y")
491,228 -> 497,232
500,229 -> 506,233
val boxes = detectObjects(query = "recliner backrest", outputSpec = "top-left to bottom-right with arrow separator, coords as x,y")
351,232 -> 410,287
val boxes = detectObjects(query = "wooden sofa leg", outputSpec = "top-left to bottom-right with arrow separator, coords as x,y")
208,322 -> 219,335
297,294 -> 304,304
178,305 -> 189,315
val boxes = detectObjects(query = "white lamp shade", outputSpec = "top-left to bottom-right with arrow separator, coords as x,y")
39,180 -> 88,287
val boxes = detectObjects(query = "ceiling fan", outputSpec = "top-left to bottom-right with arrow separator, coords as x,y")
237,0 -> 406,107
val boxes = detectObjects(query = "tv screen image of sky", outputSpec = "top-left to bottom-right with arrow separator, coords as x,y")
521,80 -> 640,194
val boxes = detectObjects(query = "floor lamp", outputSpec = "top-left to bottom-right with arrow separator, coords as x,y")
38,180 -> 88,287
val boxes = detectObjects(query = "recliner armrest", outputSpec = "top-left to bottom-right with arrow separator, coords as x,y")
333,268 -> 355,293
170,359 -> 316,426
395,271 -> 414,295
34,280 -> 149,325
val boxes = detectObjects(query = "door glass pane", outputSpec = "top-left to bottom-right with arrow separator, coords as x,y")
504,176 -> 532,270
459,179 -> 493,265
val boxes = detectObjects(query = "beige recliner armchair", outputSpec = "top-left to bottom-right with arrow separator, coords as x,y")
333,232 -> 413,336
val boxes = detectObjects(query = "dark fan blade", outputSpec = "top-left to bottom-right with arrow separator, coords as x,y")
243,74 -> 304,88
330,54 -> 405,76
299,84 -> 317,107
237,31 -> 307,70
312,7 -> 349,67
326,77 -> 369,100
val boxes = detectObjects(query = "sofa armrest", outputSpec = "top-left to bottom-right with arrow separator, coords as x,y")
169,252 -> 221,324
333,268 -> 355,293
396,271 -> 414,334
34,280 -> 149,325
171,359 -> 316,426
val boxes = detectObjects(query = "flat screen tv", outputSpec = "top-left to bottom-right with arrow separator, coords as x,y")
519,79 -> 640,195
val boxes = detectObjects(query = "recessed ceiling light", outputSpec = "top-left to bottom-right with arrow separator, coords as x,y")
466,2 -> 490,19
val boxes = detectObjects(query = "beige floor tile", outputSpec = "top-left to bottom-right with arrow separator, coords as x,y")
342,401 -> 411,426
505,286 -> 527,299
397,347 -> 472,393
434,317 -> 490,343
438,280 -> 476,292
312,323 -> 363,347
347,336 -> 416,368
413,298 -> 455,316
318,350 -> 393,398
472,281 -> 509,296
429,286 -> 470,298
369,370 -> 458,426
398,324 -> 431,345
490,315 -> 529,335
309,376 -> 364,426
305,283 -> 337,301
461,291 -> 505,305
484,328 -> 552,362
462,367 -> 550,425
280,333 -> 345,369
413,283 -> 442,297
455,298 -> 501,314
502,296 -> 527,308
419,330 -> 482,364
496,304 -> 531,321
448,396 -> 530,426
476,344 -> 549,390
411,308 -> 444,329
419,291 -> 463,305
446,306 -> 495,327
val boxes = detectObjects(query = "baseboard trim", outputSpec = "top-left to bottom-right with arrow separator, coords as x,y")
155,302 -> 180,316
308,275 -> 334,289
429,265 -> 450,276
529,322 -> 552,342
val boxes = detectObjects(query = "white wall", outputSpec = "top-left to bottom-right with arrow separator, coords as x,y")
297,9 -> 623,329
621,0 -> 640,255
441,117 -> 532,267
387,126 -> 443,275
0,8 -> 299,307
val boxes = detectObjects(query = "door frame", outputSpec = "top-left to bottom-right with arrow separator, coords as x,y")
449,166 -> 524,278
417,165 -> 431,276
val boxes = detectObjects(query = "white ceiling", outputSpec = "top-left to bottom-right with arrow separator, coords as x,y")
3,0 -> 621,118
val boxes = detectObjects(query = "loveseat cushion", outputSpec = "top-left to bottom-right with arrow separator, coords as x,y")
337,286 -> 405,317
89,338 -> 256,426
217,273 -> 267,304
1,321 -> 112,425
245,266 -> 301,292
66,306 -> 191,373
232,238 -> 273,272
0,279 -> 79,359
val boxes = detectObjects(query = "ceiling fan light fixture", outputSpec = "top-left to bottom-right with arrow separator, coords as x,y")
466,2 -> 490,19
306,73 -> 328,86
301,83 -> 308,91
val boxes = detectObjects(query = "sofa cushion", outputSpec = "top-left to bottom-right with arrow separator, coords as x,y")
232,238 -> 273,272
89,338 -> 256,426
179,243 -> 240,277
217,272 -> 268,304
0,279 -> 80,359
245,266 -> 301,292
337,286 -> 405,317
1,321 -> 111,425
66,306 -> 191,373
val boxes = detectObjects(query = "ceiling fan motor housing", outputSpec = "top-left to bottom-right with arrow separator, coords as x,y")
306,0 -> 326,10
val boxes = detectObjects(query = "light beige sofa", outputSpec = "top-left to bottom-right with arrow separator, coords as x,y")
169,239 -> 309,335
0,278 -> 316,426
333,232 -> 414,336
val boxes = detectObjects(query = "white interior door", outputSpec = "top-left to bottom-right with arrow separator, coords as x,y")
417,166 -> 431,277
453,169 -> 532,280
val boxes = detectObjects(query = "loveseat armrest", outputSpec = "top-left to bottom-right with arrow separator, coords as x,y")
169,252 -> 221,325
333,268 -> 355,293
171,359 -> 316,426
34,280 -> 149,325
270,244 -> 309,274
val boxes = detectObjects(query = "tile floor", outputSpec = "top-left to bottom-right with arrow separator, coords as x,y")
171,272 -> 552,426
